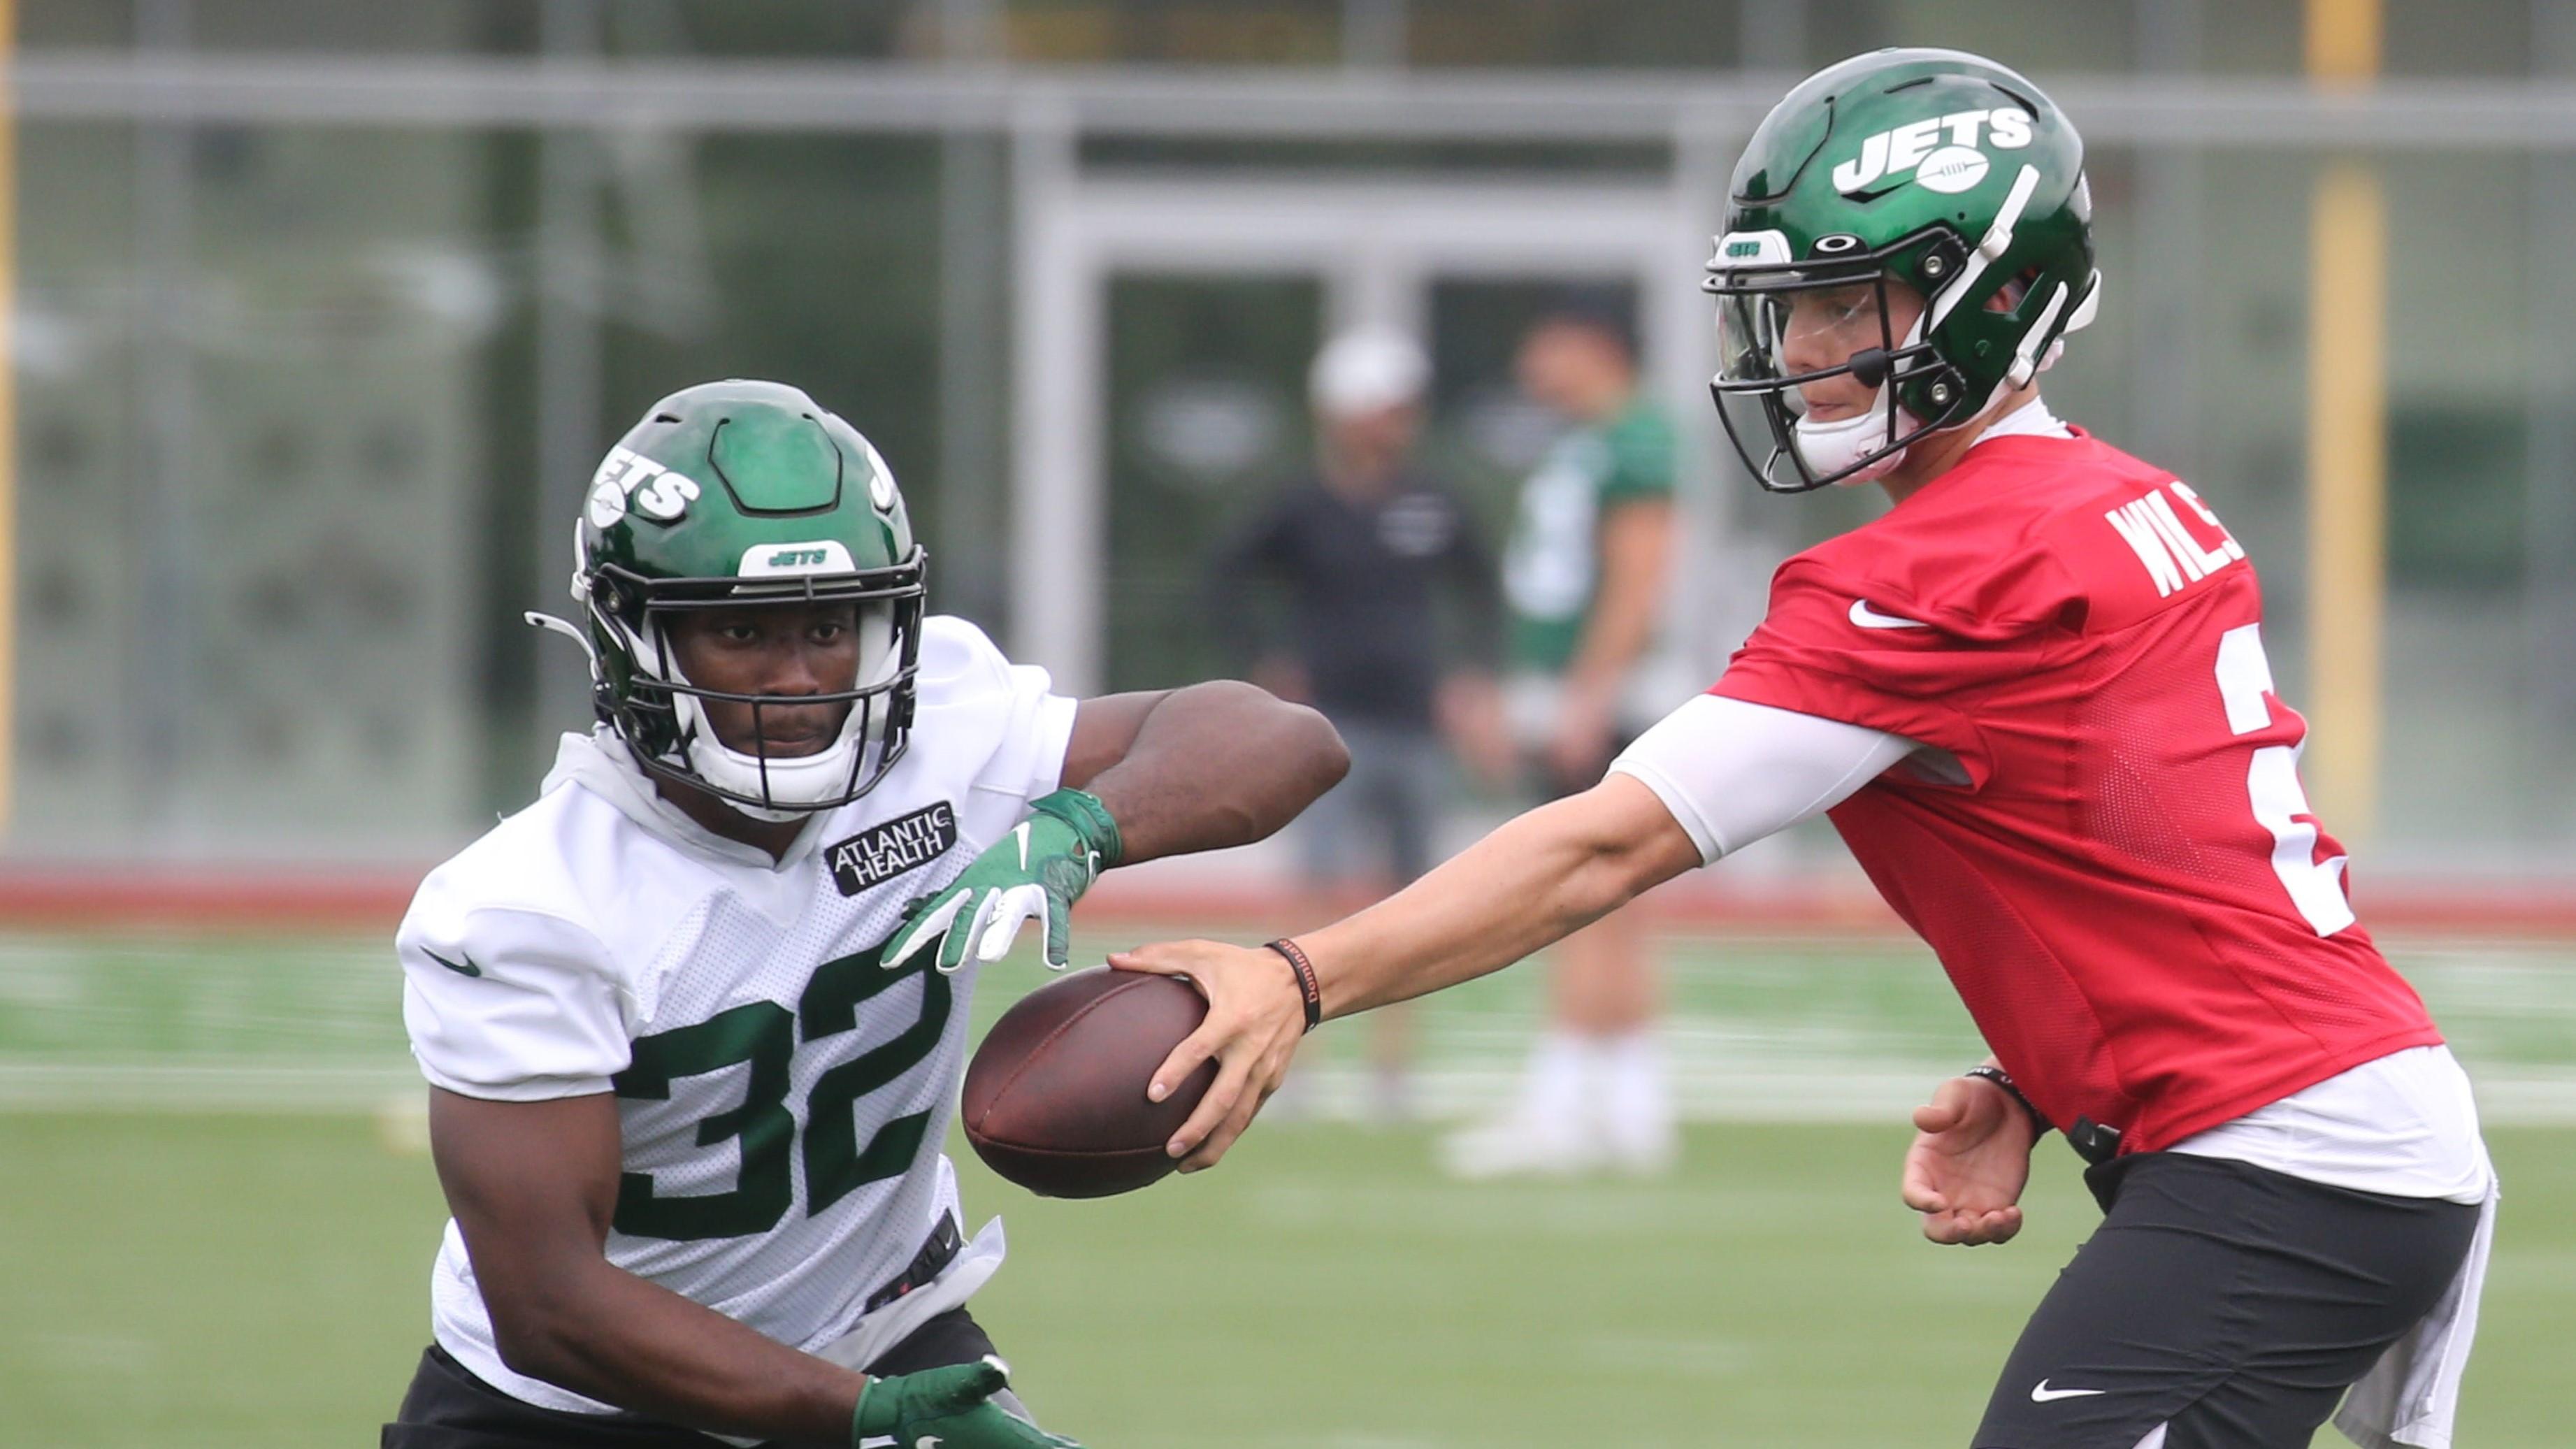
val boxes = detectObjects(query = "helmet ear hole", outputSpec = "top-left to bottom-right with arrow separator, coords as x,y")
1987,269 -> 2038,317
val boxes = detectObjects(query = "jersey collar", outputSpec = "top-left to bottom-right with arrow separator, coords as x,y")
543,729 -> 835,872
1967,395 -> 2075,447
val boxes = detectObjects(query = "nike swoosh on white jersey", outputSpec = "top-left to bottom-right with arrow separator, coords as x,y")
2030,1380 -> 2108,1403
1848,598 -> 1931,630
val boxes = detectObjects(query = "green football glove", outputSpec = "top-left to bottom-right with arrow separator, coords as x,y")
851,1355 -> 1081,1449
884,789 -> 1123,974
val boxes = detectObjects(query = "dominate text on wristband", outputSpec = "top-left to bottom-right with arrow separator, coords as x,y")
1263,938 -> 1323,1034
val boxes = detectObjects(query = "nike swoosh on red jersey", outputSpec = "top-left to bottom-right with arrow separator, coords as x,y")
1848,598 -> 1931,630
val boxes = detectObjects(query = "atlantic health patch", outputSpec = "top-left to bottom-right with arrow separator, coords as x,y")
826,801 -> 959,897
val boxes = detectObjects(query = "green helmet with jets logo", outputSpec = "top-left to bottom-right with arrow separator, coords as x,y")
535,379 -> 928,818
1705,48 -> 2101,491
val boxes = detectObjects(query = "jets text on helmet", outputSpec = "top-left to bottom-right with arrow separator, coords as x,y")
1833,108 -> 2034,195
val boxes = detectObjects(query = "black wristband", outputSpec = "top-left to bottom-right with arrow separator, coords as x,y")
1263,939 -> 1323,1035
1963,1065 -> 2050,1136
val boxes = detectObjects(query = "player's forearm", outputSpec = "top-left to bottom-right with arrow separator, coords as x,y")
1082,679 -> 1349,863
1302,783 -> 1685,1016
491,1260 -> 863,1443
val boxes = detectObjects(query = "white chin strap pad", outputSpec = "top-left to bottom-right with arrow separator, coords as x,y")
1794,405 -> 1916,485
672,690 -> 868,821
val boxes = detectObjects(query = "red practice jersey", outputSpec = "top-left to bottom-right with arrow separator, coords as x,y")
1711,430 -> 2441,1155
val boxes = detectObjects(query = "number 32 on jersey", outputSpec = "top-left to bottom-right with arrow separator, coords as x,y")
610,942 -> 949,1242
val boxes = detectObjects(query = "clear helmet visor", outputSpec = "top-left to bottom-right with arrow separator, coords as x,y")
1715,277 -> 1887,393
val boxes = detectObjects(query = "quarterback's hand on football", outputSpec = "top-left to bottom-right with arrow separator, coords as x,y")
851,1355 -> 1079,1449
1108,938 -> 1307,1172
1901,1073 -> 2038,1246
885,790 -> 1123,974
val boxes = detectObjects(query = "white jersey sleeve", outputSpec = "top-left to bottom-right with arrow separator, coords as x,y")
398,892 -> 632,1102
909,616 -> 1081,837
1609,694 -> 1920,864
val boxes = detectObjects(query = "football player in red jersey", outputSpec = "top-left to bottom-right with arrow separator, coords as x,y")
1115,48 -> 2495,1449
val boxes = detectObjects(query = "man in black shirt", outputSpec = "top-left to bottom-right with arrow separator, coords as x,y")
1208,329 -> 1504,1114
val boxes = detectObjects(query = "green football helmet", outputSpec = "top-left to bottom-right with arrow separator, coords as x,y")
1706,48 -> 2102,491
532,379 -> 928,819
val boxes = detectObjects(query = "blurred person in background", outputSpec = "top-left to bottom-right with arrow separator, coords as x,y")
1207,329 -> 1504,1120
1439,300 -> 1679,1178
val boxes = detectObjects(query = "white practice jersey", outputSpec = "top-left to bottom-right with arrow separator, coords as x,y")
395,616 -> 1077,1413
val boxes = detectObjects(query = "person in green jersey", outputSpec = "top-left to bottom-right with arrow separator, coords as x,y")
1443,298 -> 1680,1179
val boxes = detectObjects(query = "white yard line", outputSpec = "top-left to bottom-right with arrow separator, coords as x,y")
13,1057 -> 2575,1125
0,1062 -> 423,1112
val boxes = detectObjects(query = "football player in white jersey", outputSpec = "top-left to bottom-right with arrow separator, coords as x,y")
382,380 -> 1348,1449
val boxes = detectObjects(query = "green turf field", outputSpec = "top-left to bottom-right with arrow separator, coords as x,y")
1,928 -> 2570,1446
4,1116 -> 2571,1447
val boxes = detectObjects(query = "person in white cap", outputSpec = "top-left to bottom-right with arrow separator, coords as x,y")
1207,328 -> 1503,1118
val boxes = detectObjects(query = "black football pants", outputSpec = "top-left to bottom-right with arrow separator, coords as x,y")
1971,1151 -> 2478,1449
380,1308 -> 1027,1449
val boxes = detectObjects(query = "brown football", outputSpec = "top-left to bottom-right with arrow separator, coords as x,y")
960,967 -> 1216,1198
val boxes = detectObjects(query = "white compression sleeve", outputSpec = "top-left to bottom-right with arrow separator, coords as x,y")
1608,695 -> 1922,864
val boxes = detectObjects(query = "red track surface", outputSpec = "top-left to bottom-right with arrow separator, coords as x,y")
1,867 -> 2572,939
